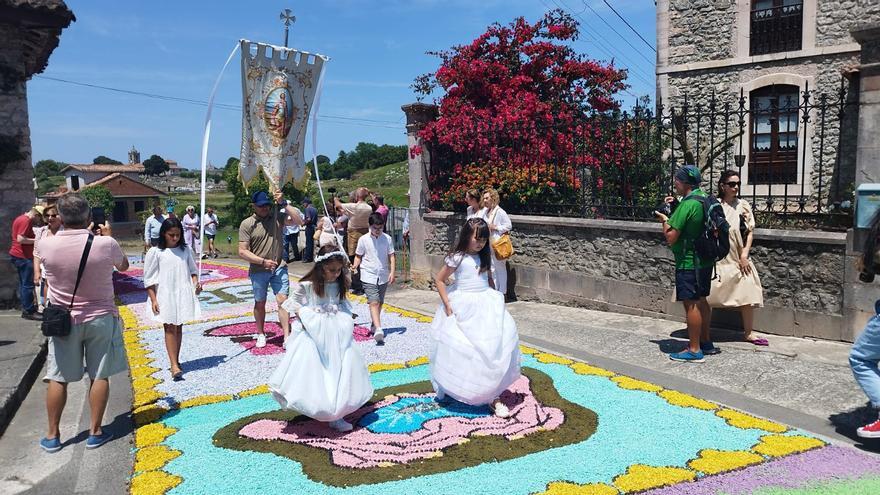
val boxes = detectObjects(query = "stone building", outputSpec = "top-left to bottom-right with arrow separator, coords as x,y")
0,0 -> 74,308
656,0 -> 880,206
43,172 -> 167,224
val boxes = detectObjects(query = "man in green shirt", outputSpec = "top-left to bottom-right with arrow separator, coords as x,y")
655,165 -> 717,362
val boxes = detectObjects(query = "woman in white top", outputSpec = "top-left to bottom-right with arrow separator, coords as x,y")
144,217 -> 203,380
707,170 -> 767,346
465,188 -> 486,220
33,204 -> 62,310
482,188 -> 513,295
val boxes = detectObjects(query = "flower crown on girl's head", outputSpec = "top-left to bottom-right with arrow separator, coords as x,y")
314,250 -> 347,264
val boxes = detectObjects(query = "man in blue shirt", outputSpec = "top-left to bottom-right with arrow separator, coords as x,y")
143,206 -> 165,250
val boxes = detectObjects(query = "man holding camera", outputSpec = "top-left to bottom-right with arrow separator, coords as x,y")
655,165 -> 718,363
36,193 -> 129,452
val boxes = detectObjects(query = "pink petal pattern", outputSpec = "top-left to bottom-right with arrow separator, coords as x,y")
238,375 -> 563,468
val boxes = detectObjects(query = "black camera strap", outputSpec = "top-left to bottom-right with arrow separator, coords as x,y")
68,234 -> 94,310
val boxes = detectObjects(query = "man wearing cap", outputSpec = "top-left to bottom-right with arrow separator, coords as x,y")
334,187 -> 373,294
655,165 -> 717,362
239,190 -> 303,348
301,197 -> 318,263
9,206 -> 43,320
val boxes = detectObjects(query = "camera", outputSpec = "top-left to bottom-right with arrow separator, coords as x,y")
860,271 -> 875,283
328,187 -> 337,194
654,198 -> 679,218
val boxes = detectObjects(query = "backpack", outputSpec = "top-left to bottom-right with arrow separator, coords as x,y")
684,193 -> 731,264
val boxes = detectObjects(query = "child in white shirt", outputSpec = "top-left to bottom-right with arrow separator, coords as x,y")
352,213 -> 395,344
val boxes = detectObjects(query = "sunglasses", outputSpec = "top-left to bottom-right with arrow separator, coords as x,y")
724,181 -> 741,187
46,213 -> 59,218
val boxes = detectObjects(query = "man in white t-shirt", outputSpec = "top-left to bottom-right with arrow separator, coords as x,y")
202,207 -> 219,259
283,210 -> 304,262
352,212 -> 395,344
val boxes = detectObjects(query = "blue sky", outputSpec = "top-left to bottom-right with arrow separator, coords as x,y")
28,0 -> 656,170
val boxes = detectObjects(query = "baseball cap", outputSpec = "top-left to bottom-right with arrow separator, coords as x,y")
252,191 -> 271,206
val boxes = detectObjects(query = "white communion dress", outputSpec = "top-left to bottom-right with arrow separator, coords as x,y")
430,253 -> 521,405
270,281 -> 374,422
143,246 -> 202,325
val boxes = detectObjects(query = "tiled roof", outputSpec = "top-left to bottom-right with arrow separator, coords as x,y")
61,160 -> 185,174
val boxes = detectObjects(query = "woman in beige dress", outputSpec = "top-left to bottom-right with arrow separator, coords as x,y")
708,170 -> 768,346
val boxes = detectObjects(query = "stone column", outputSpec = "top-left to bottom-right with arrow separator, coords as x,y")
0,25 -> 36,307
844,23 -> 880,340
401,102 -> 438,288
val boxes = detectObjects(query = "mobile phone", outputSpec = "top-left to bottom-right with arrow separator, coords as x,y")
91,207 -> 106,231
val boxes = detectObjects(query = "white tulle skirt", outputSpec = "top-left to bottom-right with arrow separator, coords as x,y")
429,286 -> 521,406
268,306 -> 373,422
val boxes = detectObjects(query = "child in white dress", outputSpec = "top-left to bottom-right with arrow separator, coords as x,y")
430,218 -> 521,418
144,217 -> 202,381
269,246 -> 373,432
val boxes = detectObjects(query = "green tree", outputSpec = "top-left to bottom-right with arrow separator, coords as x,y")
93,155 -> 122,165
79,185 -> 115,217
143,154 -> 169,176
223,157 -> 306,226
34,159 -> 66,179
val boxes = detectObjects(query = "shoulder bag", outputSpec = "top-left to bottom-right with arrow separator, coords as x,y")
489,208 -> 514,260
41,234 -> 93,337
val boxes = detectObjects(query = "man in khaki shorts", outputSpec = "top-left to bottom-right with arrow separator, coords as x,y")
335,187 -> 373,295
35,193 -> 130,453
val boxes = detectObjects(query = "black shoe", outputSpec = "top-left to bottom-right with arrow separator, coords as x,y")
22,311 -> 43,321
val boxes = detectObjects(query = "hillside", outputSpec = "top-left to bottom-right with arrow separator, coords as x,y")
308,160 -> 408,208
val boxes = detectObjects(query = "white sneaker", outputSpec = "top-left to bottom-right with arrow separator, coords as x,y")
329,419 -> 353,432
255,334 -> 267,348
492,401 -> 510,418
373,328 -> 385,344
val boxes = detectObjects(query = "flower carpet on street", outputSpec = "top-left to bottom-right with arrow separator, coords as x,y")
117,261 -> 880,495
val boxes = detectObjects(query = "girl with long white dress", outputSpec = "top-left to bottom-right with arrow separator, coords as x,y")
430,217 -> 521,418
270,246 -> 373,432
144,217 -> 203,381
482,188 -> 513,295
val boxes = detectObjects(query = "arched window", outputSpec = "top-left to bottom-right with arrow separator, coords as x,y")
749,84 -> 800,184
750,0 -> 803,56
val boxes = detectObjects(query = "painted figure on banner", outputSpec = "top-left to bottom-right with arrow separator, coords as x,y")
264,87 -> 293,140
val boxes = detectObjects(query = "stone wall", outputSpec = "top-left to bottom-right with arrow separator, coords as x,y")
667,0 -> 736,64
0,23 -> 37,308
817,1 -> 880,47
421,211 -> 852,341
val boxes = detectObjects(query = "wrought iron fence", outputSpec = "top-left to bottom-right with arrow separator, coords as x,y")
425,80 -> 858,231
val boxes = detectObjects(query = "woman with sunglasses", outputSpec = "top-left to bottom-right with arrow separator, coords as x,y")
33,204 -> 62,311
707,170 -> 768,346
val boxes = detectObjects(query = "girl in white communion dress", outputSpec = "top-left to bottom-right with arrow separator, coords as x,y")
269,246 -> 373,432
430,218 -> 521,418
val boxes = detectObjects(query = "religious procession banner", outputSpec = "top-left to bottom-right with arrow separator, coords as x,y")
239,40 -> 327,190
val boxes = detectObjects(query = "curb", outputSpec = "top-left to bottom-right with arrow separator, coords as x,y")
0,336 -> 48,438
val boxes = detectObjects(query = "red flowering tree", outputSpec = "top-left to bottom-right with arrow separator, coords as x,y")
415,9 -> 629,210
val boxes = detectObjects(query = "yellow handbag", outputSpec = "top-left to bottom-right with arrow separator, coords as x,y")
491,234 -> 514,260
488,207 -> 514,260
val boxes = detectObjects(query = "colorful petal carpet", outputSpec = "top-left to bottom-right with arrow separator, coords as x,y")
115,260 -> 880,495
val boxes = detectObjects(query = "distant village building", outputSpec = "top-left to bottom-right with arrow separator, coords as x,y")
44,172 -> 167,223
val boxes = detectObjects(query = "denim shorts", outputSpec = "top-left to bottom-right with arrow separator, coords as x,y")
363,282 -> 388,304
249,265 -> 289,302
675,267 -> 712,301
